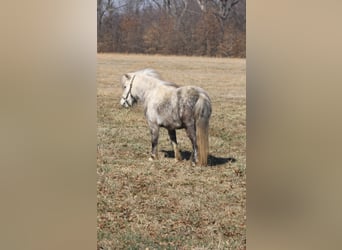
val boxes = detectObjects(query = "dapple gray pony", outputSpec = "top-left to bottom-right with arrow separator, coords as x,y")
120,68 -> 212,166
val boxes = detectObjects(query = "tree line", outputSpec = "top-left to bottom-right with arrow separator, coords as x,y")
97,0 -> 245,57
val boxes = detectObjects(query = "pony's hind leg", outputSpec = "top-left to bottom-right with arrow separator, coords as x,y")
168,129 -> 182,162
185,124 -> 198,165
149,124 -> 159,161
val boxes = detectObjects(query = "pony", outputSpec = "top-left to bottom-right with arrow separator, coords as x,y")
119,68 -> 212,166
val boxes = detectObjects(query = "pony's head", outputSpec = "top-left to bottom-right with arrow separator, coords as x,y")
120,68 -> 165,108
120,73 -> 137,108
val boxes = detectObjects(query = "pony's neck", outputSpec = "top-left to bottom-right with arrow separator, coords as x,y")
133,75 -> 159,103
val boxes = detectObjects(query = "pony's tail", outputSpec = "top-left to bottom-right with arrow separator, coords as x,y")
195,94 -> 212,166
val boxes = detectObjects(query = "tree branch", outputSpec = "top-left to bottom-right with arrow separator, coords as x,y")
231,0 -> 240,8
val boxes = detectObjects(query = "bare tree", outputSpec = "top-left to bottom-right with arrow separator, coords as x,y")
97,0 -> 245,57
195,0 -> 241,20
97,0 -> 113,33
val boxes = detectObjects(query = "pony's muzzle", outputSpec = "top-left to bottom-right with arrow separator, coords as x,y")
120,96 -> 136,108
120,95 -> 137,108
120,98 -> 130,108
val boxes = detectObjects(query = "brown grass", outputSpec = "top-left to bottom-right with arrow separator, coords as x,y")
97,53 -> 246,249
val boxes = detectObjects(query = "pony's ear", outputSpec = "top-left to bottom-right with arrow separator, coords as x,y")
124,73 -> 131,80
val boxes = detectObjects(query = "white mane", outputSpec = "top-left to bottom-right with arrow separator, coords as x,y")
135,68 -> 178,88
135,68 -> 163,80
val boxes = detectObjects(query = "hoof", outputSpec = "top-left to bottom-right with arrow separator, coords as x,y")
149,154 -> 158,161
174,154 -> 182,162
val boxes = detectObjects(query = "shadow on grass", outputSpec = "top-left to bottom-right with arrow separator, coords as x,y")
162,150 -> 236,166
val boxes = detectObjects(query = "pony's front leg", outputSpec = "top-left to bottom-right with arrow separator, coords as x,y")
149,125 -> 159,161
168,129 -> 182,162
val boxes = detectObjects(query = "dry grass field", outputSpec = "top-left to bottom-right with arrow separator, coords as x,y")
97,53 -> 246,249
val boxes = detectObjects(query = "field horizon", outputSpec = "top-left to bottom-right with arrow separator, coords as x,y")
97,53 -> 246,249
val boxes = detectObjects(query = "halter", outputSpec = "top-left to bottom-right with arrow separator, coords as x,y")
121,75 -> 136,107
